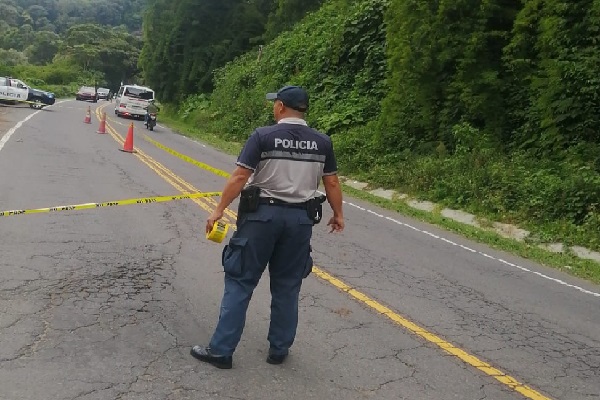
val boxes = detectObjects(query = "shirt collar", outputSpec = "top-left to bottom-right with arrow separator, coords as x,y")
278,117 -> 308,126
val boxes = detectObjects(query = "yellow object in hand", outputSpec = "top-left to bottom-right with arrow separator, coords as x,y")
206,221 -> 229,243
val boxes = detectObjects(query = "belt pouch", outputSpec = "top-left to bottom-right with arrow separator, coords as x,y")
306,195 -> 327,224
238,186 -> 261,214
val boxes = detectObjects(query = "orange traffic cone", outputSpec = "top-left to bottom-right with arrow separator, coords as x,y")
120,123 -> 136,153
84,106 -> 92,124
97,112 -> 107,134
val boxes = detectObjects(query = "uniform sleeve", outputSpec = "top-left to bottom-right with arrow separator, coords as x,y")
236,131 -> 261,171
323,140 -> 338,175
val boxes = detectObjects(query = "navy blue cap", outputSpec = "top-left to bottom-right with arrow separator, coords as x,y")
266,86 -> 309,112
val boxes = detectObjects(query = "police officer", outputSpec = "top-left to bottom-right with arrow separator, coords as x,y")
191,85 -> 344,369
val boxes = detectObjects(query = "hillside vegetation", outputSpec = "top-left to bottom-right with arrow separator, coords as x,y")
140,0 -> 325,101
152,0 -> 600,253
0,0 -> 146,93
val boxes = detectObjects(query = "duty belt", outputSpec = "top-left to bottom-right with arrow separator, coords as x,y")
259,198 -> 308,209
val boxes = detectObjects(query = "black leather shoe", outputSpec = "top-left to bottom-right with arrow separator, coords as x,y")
190,346 -> 232,369
266,353 -> 288,365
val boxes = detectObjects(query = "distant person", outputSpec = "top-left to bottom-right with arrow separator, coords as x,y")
145,99 -> 159,124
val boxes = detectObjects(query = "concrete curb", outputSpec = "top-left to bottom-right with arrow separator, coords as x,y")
341,177 -> 600,264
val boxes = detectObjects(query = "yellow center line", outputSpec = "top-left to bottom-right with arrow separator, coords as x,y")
94,104 -> 235,225
312,269 -> 551,400
95,103 -> 552,400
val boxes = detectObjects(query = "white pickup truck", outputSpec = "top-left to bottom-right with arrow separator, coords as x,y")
0,77 -> 56,108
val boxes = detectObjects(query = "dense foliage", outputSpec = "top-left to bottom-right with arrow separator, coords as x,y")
380,0 -> 600,157
0,0 -> 146,90
373,0 -> 600,246
139,0 -> 326,102
161,0 -> 599,250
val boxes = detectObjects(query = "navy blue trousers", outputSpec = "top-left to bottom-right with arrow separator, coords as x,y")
209,204 -> 313,356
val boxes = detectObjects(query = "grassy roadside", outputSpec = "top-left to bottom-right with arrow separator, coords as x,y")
343,186 -> 600,285
160,114 -> 244,155
160,114 -> 600,285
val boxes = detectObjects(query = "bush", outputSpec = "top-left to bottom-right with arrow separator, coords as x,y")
2,59 -> 104,87
40,84 -> 79,98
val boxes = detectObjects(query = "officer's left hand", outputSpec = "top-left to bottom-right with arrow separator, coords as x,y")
206,209 -> 224,234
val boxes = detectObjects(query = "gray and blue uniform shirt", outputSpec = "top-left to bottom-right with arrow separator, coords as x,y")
236,117 -> 337,203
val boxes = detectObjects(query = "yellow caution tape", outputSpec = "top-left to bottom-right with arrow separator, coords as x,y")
0,192 -> 222,217
143,135 -> 232,178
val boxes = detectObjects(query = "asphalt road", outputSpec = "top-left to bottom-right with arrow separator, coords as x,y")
0,100 -> 598,400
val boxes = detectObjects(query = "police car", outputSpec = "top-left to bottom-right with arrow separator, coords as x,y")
0,76 -> 56,109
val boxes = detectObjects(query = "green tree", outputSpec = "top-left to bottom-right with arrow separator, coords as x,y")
0,48 -> 28,66
505,0 -> 600,153
379,0 -> 519,153
25,30 -> 60,64
57,23 -> 142,88
141,0 -> 277,101
0,1 -> 21,26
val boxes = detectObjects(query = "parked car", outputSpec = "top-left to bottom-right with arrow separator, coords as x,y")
0,77 -> 56,108
97,88 -> 110,100
76,86 -> 98,102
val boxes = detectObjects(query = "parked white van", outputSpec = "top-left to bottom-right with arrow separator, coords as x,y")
114,84 -> 155,119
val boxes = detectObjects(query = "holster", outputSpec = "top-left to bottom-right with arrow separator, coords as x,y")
306,195 -> 327,225
238,186 -> 261,216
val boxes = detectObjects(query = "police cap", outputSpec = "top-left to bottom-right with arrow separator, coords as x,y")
266,86 -> 309,112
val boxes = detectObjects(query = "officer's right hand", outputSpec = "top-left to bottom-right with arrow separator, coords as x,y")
206,209 -> 224,234
327,216 -> 344,233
